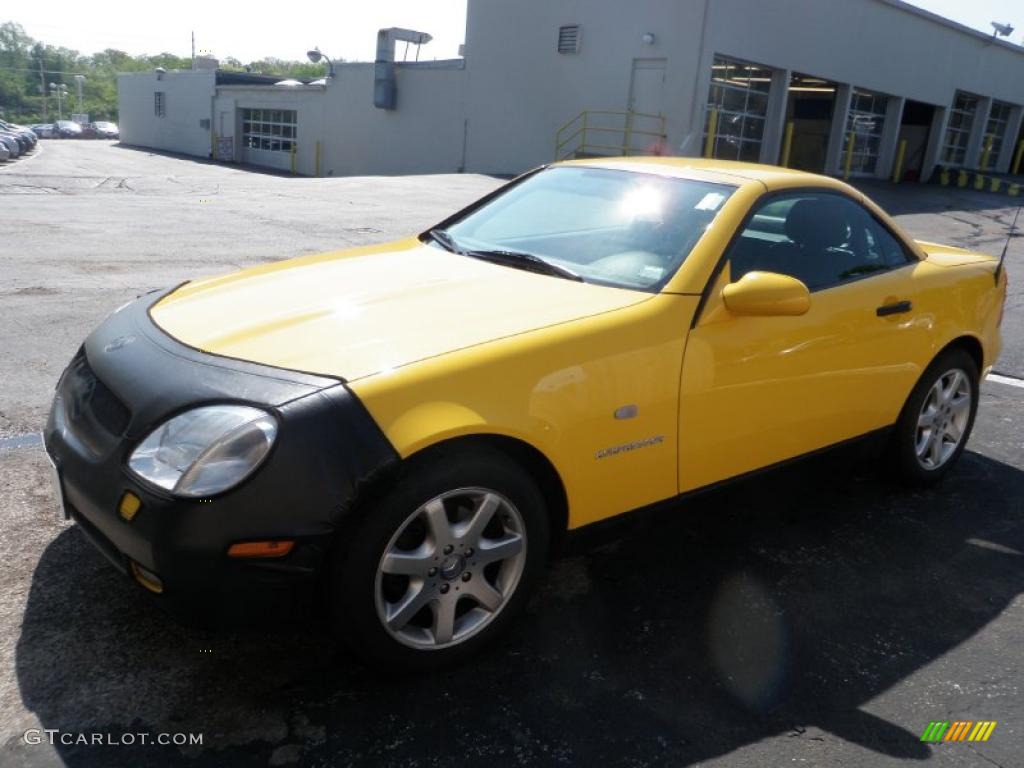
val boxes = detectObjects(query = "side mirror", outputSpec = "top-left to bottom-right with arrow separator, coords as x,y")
722,271 -> 810,316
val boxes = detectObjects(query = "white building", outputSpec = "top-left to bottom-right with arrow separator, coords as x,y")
118,0 -> 1024,182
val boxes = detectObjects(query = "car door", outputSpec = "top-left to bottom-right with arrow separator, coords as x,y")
677,189 -> 930,492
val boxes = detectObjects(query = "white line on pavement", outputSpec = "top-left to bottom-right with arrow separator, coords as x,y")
988,373 -> 1024,389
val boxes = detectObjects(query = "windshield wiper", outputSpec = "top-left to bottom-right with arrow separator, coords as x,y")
426,228 -> 467,255
464,248 -> 584,282
426,228 -> 583,282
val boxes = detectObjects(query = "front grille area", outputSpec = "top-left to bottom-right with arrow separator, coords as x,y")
64,353 -> 132,437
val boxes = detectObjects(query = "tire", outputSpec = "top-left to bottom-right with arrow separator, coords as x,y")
890,347 -> 979,487
329,446 -> 550,670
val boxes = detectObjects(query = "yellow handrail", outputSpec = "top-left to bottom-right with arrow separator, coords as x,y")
555,109 -> 667,161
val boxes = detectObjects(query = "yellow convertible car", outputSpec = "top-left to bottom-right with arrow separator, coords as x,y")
45,158 -> 1006,668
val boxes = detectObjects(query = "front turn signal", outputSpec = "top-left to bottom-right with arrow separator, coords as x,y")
227,540 -> 295,559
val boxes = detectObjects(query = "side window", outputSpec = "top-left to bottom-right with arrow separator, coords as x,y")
729,193 -> 912,291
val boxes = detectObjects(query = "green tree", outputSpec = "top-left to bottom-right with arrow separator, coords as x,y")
0,20 -> 345,123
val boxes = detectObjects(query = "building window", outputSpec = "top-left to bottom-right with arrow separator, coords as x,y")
241,108 -> 297,152
703,55 -> 772,162
941,92 -> 978,167
557,25 -> 580,54
982,101 -> 1013,170
154,92 -> 165,118
842,89 -> 888,175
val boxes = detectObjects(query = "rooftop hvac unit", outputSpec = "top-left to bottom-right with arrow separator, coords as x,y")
375,27 -> 433,110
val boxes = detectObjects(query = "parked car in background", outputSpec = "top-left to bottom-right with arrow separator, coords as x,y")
0,120 -> 37,152
5,131 -> 31,154
79,123 -> 97,139
0,142 -> 9,162
55,120 -> 83,138
30,124 -> 57,139
91,121 -> 119,139
0,133 -> 21,158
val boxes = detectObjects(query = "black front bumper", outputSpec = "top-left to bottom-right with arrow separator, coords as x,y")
44,287 -> 398,627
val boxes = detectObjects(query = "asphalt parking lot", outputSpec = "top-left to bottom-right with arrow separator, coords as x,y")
1,141 -> 1022,767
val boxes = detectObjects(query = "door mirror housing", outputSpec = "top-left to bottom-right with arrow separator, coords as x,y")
722,271 -> 811,316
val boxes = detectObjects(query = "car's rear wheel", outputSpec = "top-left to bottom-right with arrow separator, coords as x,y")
330,447 -> 549,670
891,348 -> 978,486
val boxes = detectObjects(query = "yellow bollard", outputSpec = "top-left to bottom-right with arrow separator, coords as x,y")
980,136 -> 994,171
843,131 -> 855,180
940,169 -> 950,186
781,122 -> 794,168
892,139 -> 907,183
1010,183 -> 1021,197
974,173 -> 985,191
1013,140 -> 1024,176
957,169 -> 968,187
704,108 -> 719,159
315,140 -> 321,177
990,177 -> 1001,193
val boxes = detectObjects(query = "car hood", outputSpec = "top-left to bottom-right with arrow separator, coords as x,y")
150,238 -> 650,381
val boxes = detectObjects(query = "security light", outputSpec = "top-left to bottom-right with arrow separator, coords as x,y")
641,32 -> 656,45
306,47 -> 335,77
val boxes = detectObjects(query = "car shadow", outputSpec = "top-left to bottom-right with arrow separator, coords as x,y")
11,446 -> 1024,767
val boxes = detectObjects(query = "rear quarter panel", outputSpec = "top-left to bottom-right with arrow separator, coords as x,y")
910,259 -> 1003,372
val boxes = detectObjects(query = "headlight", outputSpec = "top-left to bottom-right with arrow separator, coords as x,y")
127,405 -> 277,497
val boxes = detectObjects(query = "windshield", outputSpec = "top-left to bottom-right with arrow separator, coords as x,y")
441,166 -> 735,291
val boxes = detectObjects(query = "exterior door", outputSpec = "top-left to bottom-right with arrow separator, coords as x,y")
627,58 -> 666,153
678,190 -> 930,492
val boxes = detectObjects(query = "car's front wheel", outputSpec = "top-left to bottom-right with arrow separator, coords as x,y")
330,446 -> 550,670
891,347 -> 979,486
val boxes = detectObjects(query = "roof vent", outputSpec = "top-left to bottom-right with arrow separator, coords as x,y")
558,25 -> 580,54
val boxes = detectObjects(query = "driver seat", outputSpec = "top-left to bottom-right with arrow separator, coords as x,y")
768,198 -> 853,289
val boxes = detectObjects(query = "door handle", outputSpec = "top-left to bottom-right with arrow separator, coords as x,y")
876,300 -> 912,317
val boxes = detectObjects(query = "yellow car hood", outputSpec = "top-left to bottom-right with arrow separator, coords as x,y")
150,238 -> 649,380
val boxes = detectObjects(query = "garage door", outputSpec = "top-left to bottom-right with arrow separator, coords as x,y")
241,108 -> 297,171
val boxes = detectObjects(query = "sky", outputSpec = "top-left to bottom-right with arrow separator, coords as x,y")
5,0 -> 1021,63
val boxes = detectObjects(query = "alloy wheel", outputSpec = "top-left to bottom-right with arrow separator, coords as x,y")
374,487 -> 527,649
915,368 -> 972,470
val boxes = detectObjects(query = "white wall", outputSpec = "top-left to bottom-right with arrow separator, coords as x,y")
461,0 -> 1024,177
209,64 -> 467,177
116,0 -> 1024,180
319,63 -> 468,177
462,0 -> 707,175
118,71 -> 215,158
